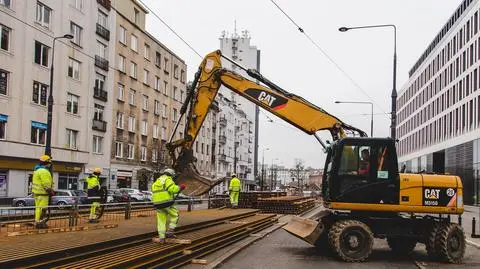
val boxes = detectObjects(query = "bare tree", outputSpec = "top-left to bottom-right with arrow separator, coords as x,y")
290,158 -> 306,190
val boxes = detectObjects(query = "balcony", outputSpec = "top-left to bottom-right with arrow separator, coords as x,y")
97,0 -> 111,10
96,23 -> 110,40
94,87 -> 108,102
248,158 -> 252,164
219,154 -> 227,162
219,135 -> 226,144
95,55 -> 109,72
219,117 -> 227,127
92,119 -> 107,132
246,168 -> 252,174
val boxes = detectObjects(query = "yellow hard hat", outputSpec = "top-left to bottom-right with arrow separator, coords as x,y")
93,168 -> 102,174
39,155 -> 52,163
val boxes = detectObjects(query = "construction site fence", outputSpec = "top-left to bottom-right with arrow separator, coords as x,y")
0,197 -> 230,233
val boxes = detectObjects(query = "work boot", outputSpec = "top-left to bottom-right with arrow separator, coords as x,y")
152,237 -> 166,244
166,229 -> 177,238
35,222 -> 48,229
89,219 -> 100,224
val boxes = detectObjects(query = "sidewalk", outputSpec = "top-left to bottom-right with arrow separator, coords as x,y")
457,205 -> 480,247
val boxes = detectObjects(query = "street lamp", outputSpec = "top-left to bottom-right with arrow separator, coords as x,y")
261,148 -> 270,191
270,157 -> 279,190
338,24 -> 397,140
45,34 -> 74,156
335,101 -> 374,137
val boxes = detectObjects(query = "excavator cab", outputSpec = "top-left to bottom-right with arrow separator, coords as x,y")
323,137 -> 400,206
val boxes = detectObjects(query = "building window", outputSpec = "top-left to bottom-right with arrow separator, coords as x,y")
134,8 -> 139,24
152,150 -> 157,163
118,55 -> 126,72
154,100 -> 160,115
144,44 -> 150,60
143,69 -> 149,85
94,104 -> 104,121
155,51 -> 161,67
129,89 -> 135,105
0,24 -> 10,51
161,127 -> 167,140
153,124 -> 159,138
0,69 -> 7,95
142,95 -> 148,111
92,135 -> 103,154
141,120 -> 148,136
34,41 -> 49,67
31,121 -> 46,144
96,41 -> 107,58
58,173 -> 78,190
115,141 -> 123,158
127,144 -> 134,159
97,10 -> 107,28
116,111 -> 124,129
128,116 -> 135,132
172,86 -> 177,101
154,76 -> 160,91
32,81 -> 47,106
95,73 -> 105,91
68,58 -> 81,80
72,0 -> 83,10
174,64 -> 179,79
67,93 -> 79,114
70,22 -> 83,46
180,69 -> 185,83
130,34 -> 137,52
130,61 -> 137,78
163,81 -> 168,95
36,2 -> 51,28
117,83 -> 124,101
140,146 -> 147,161
0,0 -> 11,8
66,129 -> 78,149
164,57 -> 169,72
162,104 -> 168,118
180,90 -> 184,103
0,114 -> 7,140
172,108 -> 177,122
119,26 -> 126,44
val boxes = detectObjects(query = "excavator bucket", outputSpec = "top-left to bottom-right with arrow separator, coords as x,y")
175,163 -> 225,196
283,216 -> 325,245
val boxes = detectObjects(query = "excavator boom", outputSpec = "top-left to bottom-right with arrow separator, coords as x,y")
167,50 -> 365,195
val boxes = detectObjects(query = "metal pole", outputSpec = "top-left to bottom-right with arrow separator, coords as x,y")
391,26 -> 397,140
370,103 -> 374,137
261,153 -> 264,191
45,38 -> 57,156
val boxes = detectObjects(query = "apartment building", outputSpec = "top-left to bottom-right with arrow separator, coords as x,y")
0,0 -> 115,197
397,0 -> 480,204
110,0 -> 187,190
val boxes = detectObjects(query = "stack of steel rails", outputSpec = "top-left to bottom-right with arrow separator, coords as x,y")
256,196 -> 316,215
238,192 -> 287,208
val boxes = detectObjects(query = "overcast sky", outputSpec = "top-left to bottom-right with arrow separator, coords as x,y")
142,0 -> 462,169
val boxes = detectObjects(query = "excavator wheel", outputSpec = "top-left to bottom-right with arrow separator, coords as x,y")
386,237 -> 417,255
435,223 -> 465,263
426,222 -> 441,260
328,220 -> 373,262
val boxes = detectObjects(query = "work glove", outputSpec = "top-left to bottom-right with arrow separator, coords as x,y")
46,188 -> 55,196
180,184 -> 186,191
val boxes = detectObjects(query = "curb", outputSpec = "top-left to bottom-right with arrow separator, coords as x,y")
466,239 -> 480,249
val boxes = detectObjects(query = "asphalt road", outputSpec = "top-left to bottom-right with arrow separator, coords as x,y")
218,228 -> 480,269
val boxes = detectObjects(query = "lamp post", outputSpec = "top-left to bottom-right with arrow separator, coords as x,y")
338,24 -> 397,140
270,157 -> 279,190
45,34 -> 74,156
261,148 -> 269,191
335,101 -> 374,137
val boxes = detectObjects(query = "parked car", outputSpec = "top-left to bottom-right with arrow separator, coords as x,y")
12,190 -> 86,207
107,189 -> 131,203
176,193 -> 202,205
119,188 -> 146,201
141,191 -> 152,201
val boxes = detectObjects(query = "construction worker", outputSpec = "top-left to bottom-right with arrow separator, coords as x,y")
32,155 -> 54,229
151,168 -> 186,243
229,173 -> 241,208
86,168 -> 102,223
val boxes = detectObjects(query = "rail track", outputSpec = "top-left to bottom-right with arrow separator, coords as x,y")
1,210 -> 277,268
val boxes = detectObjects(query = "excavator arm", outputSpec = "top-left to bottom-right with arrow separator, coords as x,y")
167,50 -> 366,195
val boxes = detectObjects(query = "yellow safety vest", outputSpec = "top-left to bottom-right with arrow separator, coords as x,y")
32,166 -> 53,195
229,177 -> 241,192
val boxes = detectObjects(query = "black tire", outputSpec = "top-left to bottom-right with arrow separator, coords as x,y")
57,201 -> 67,209
16,201 -> 26,207
435,223 -> 465,263
328,220 -> 373,262
426,222 -> 441,259
387,237 -> 417,255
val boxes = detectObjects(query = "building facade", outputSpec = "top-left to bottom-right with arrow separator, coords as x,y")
110,0 -> 187,191
397,0 -> 480,204
0,0 -> 115,197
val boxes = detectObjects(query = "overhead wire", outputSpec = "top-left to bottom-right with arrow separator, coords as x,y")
268,0 -> 390,119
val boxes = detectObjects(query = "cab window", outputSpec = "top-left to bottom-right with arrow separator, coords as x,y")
338,145 -> 371,177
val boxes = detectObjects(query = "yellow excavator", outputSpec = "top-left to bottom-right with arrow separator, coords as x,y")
166,50 -> 466,263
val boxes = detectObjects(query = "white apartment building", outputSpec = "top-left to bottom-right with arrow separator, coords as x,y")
0,0 -> 114,197
397,0 -> 480,205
